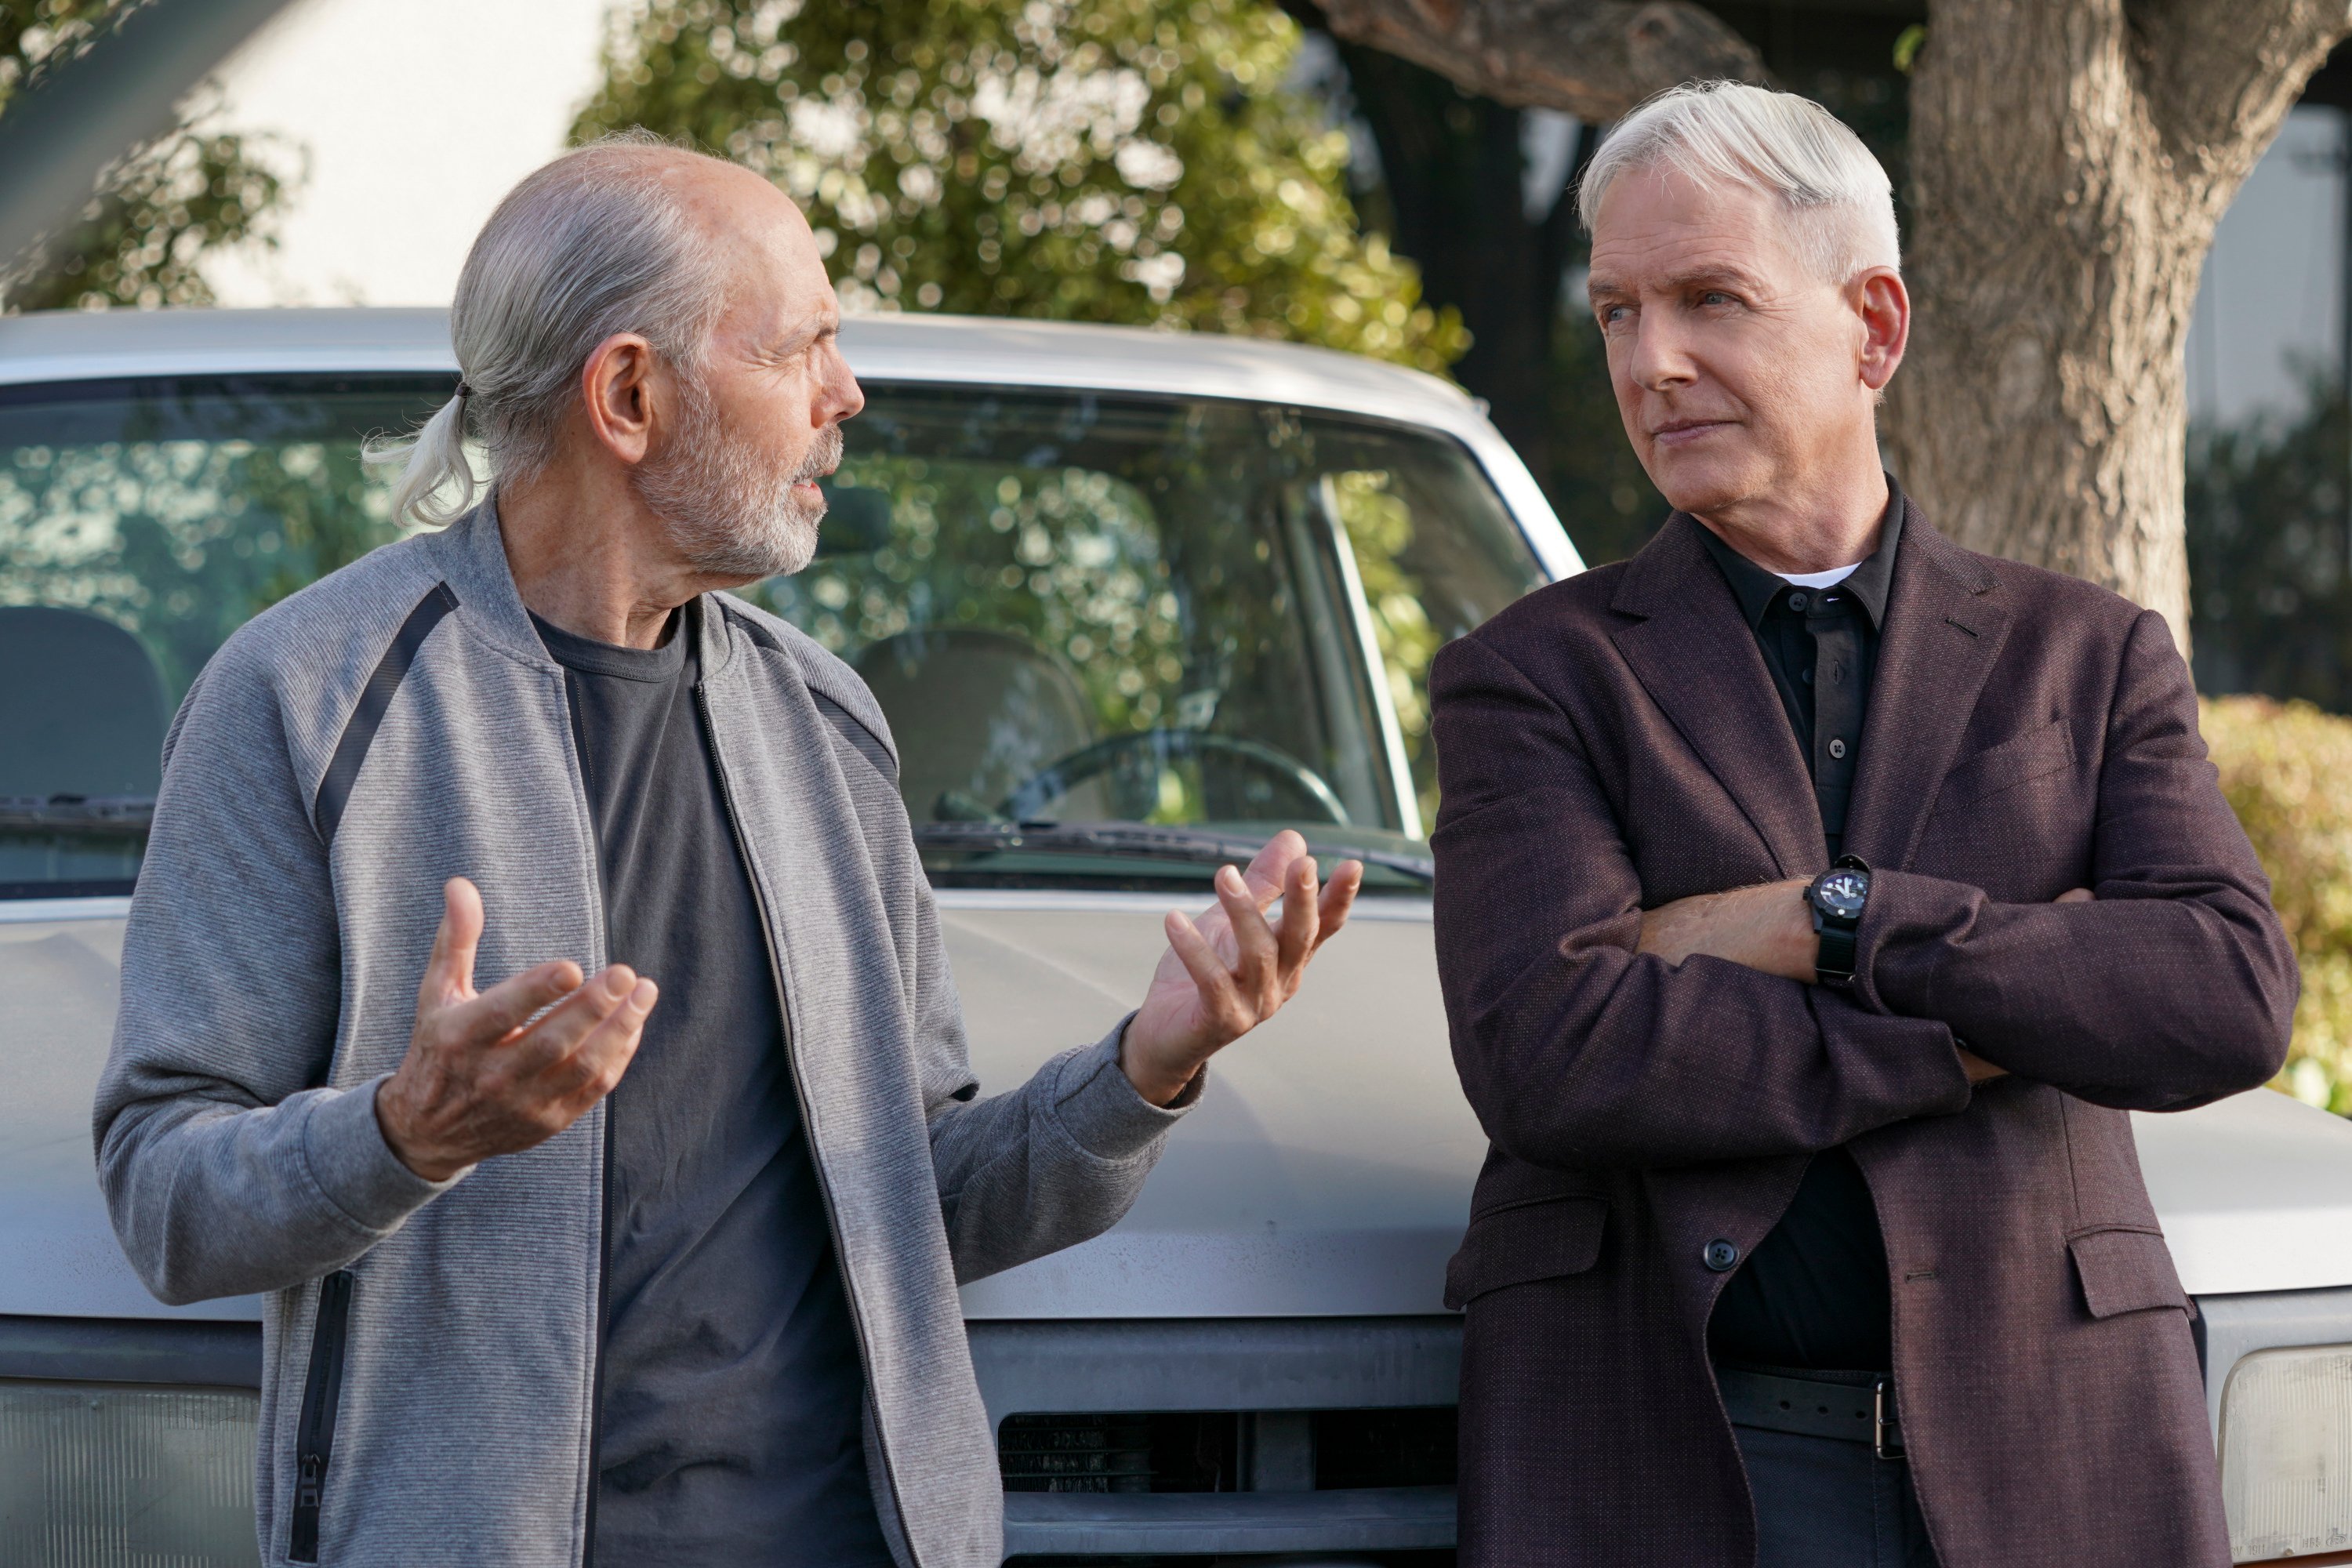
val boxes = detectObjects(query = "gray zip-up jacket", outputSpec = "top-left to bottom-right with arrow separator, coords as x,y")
92,501 -> 1196,1567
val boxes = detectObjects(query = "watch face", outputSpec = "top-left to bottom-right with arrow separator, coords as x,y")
1816,869 -> 1870,917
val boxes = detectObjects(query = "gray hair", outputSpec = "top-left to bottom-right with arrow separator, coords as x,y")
1577,81 -> 1900,285
366,130 -> 730,526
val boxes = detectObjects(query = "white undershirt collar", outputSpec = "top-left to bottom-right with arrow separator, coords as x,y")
1778,561 -> 1862,590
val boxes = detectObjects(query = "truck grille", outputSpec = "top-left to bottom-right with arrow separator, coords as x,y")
996,1412 -> 1240,1492
996,1407 -> 1456,1493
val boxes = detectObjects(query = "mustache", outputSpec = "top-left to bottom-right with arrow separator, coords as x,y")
789,423 -> 844,486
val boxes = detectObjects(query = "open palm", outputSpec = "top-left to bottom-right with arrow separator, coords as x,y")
1120,829 -> 1364,1105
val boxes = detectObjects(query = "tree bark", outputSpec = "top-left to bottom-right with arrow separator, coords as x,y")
1885,0 -> 2348,644
1310,0 -> 1766,120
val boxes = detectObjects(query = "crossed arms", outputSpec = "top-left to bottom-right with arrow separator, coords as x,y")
1426,609 -> 2297,1173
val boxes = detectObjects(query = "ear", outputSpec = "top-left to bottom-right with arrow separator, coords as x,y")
577,332 -> 667,466
1854,267 -> 1909,393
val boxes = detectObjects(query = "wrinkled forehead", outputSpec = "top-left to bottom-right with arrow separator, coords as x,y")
1586,166 -> 1802,293
668,158 -> 837,342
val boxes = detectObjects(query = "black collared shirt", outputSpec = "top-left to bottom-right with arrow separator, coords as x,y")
1698,477 -> 1904,1374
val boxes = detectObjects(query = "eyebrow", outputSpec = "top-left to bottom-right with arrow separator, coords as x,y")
771,312 -> 838,356
1588,265 -> 1766,301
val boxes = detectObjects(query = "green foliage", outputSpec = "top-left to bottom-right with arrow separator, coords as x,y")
2202,695 -> 2352,1114
574,0 -> 1464,372
0,0 -> 293,311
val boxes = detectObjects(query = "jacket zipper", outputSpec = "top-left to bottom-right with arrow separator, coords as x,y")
556,662 -> 615,1568
694,677 -> 925,1565
288,1268 -> 355,1563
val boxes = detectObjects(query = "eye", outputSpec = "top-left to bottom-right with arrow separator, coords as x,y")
1599,303 -> 1632,327
1699,290 -> 1737,307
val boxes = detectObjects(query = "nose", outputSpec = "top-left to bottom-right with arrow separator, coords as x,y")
1627,307 -> 1697,396
821,340 -> 865,425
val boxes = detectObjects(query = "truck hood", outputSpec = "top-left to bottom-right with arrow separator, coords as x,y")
7,897 -> 2352,1322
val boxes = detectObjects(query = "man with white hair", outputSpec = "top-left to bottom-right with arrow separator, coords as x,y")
1430,82 -> 2292,1566
93,133 -> 1362,1567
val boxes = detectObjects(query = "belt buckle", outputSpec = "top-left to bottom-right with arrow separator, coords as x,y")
1873,1376 -> 1905,1461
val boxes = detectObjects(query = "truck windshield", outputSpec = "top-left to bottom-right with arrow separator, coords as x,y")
0,372 -> 1545,898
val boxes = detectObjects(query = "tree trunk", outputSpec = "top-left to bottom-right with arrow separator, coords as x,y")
1885,0 -> 2344,646
1330,42 -> 1584,501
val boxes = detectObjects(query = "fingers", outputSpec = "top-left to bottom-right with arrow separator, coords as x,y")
2056,887 -> 2094,903
419,878 -> 485,1009
502,964 -> 641,1075
1274,852 -> 1320,976
1311,858 -> 1363,952
537,976 -> 658,1109
1217,863 -> 1280,1010
445,957 -> 587,1044
1240,828 -> 1308,906
1165,909 -> 1246,1038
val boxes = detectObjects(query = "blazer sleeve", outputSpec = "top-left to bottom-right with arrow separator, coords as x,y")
1430,632 -> 1973,1171
1855,608 -> 2298,1110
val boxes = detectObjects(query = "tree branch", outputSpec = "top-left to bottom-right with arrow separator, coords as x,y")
1308,0 -> 1767,121
2131,0 -> 2348,191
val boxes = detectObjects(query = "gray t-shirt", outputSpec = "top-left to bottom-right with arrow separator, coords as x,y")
534,604 -> 891,1567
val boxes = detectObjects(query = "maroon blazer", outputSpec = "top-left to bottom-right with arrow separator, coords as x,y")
1428,503 -> 2296,1568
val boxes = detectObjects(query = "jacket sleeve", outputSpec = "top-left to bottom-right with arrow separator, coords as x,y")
906,877 -> 1198,1286
1854,609 -> 2298,1110
1429,631 -> 1973,1171
93,644 -> 455,1308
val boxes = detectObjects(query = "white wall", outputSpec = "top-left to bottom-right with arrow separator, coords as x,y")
2187,104 -> 2347,429
200,0 -> 613,307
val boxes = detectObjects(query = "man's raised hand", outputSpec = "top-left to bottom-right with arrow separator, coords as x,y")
375,878 -> 657,1181
1119,829 -> 1365,1107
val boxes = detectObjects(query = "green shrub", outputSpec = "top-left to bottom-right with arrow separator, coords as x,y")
2201,695 -> 2352,1113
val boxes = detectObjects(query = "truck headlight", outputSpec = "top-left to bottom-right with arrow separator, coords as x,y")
2220,1345 -> 2352,1563
0,1381 -> 258,1566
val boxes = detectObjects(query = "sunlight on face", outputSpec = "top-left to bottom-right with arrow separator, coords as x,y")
1585,170 -> 1878,521
637,163 -> 866,579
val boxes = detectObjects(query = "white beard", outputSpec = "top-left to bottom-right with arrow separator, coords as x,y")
635,374 -> 840,579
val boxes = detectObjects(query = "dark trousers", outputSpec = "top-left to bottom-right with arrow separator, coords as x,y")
1734,1423 -> 1940,1568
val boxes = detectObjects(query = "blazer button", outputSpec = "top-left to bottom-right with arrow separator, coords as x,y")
1704,1239 -> 1740,1272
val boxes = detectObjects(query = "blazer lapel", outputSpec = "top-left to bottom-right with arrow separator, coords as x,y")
1840,503 -> 2013,868
1610,516 -> 1824,877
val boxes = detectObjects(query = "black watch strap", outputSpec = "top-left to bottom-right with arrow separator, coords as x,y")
1815,922 -> 1859,985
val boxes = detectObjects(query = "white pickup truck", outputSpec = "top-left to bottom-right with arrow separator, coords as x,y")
3,307 -> 2350,1566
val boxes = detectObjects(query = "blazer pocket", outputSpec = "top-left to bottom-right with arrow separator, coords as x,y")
2069,1225 -> 2190,1319
1444,1196 -> 1607,1310
1930,718 -> 2075,815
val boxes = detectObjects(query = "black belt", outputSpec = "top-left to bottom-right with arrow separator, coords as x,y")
1716,1365 -> 1905,1461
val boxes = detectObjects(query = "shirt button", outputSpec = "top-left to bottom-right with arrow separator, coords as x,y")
1828,738 -> 1848,759
1704,1239 -> 1740,1272
1788,591 -> 1809,612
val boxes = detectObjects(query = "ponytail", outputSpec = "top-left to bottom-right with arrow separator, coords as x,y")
364,382 -> 480,528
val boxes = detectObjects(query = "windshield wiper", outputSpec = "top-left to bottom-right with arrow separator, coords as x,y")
0,795 -> 155,839
912,820 -> 1435,887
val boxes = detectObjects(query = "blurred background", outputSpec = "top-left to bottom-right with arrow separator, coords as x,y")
7,0 -> 2352,1111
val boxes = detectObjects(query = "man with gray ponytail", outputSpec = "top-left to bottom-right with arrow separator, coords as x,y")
94,133 -> 1362,1568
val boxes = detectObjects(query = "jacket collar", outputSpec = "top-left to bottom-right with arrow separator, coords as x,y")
1696,474 -> 1907,631
1610,514 -> 1824,875
1608,492 -> 2005,877
421,495 -> 739,681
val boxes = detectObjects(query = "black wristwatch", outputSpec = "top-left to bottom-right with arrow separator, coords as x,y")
1805,855 -> 1872,988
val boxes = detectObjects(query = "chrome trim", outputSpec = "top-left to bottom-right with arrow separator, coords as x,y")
0,895 -> 132,924
1004,1485 -> 1455,1555
930,887 -> 1433,922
